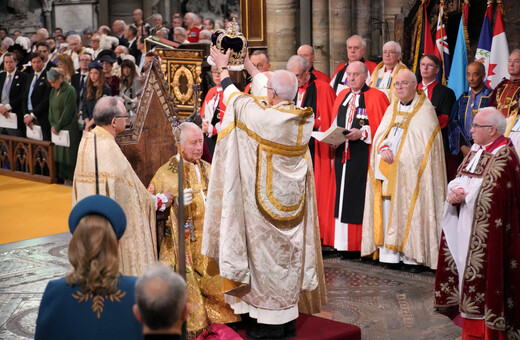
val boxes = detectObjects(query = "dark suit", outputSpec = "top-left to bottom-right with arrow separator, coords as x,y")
26,70 -> 52,140
0,70 -> 29,137
71,72 -> 88,107
116,34 -> 129,47
128,38 -> 142,64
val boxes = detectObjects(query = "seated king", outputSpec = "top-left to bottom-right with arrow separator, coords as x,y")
148,122 -> 240,338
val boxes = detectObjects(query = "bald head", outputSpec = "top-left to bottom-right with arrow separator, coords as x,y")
394,69 -> 417,103
297,44 -> 315,67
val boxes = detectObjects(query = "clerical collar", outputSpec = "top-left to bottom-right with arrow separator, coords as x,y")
400,98 -> 414,106
384,66 -> 395,72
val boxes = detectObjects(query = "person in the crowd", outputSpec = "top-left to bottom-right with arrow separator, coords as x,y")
148,122 -> 240,338
63,34 -> 93,70
45,37 -> 59,64
53,27 -> 63,38
435,107 -> 520,339
98,25 -> 111,36
73,96 -> 157,276
56,53 -> 75,82
47,67 -> 80,185
330,35 -> 378,95
369,41 -> 409,101
324,61 -> 389,255
35,195 -> 143,340
198,30 -> 211,43
82,61 -> 111,131
0,52 -> 29,137
119,58 -> 140,116
184,12 -> 201,43
35,41 -> 56,71
362,69 -> 446,272
133,263 -> 188,339
82,28 -> 93,48
297,44 -> 330,83
203,47 -> 322,340
168,17 -> 184,41
98,49 -> 120,96
150,13 -> 164,35
89,33 -> 101,58
490,49 -> 520,155
24,52 -> 52,141
71,52 -> 92,108
172,27 -> 188,44
203,18 -> 215,31
125,24 -> 141,63
448,61 -> 492,156
112,20 -> 128,47
7,41 -> 29,71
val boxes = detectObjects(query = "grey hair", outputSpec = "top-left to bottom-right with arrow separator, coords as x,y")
397,69 -> 417,84
37,28 -> 50,39
286,55 -> 309,72
67,34 -> 81,43
93,96 -> 125,126
135,262 -> 187,331
152,13 -> 162,21
510,49 -> 520,56
383,41 -> 402,54
478,107 -> 507,135
173,27 -> 187,37
185,12 -> 198,22
346,35 -> 367,49
115,45 -> 129,54
178,122 -> 202,147
269,70 -> 298,101
199,29 -> 211,40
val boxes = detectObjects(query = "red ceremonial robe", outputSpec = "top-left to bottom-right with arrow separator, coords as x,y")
434,137 -> 520,338
297,74 -> 336,242
322,86 -> 388,247
310,66 -> 330,83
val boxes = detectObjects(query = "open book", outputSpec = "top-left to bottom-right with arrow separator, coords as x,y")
311,125 -> 348,145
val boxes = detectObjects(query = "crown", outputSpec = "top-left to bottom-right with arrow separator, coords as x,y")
209,19 -> 248,71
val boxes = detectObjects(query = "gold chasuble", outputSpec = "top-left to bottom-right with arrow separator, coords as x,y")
369,61 -> 409,102
202,74 -> 324,324
149,156 -> 239,338
72,126 -> 157,276
361,92 -> 447,269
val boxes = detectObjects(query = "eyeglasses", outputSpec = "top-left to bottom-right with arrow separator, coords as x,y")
394,81 -> 413,88
263,86 -> 278,96
420,63 -> 438,69
471,123 -> 494,129
383,50 -> 398,55
116,115 -> 129,119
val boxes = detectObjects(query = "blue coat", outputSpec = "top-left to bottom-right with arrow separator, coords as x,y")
35,276 -> 142,340
448,86 -> 493,154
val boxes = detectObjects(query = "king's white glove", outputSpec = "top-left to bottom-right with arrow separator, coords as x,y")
176,188 -> 193,206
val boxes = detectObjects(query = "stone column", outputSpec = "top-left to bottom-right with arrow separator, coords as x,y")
370,0 -> 384,58
329,0 -> 352,72
352,0 -> 372,58
312,0 -> 330,75
42,0 -> 53,31
383,0 -> 409,42
266,0 -> 298,70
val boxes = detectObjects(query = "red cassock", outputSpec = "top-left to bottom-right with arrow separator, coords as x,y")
298,75 -> 336,243
321,86 -> 388,248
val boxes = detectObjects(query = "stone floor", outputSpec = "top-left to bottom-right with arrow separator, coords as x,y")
0,233 -> 461,340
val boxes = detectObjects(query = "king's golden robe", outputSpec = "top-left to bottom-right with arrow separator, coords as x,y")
72,126 -> 157,276
361,92 -> 447,269
149,156 -> 239,338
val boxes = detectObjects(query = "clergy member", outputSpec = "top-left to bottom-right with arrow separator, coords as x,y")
72,96 -> 157,276
201,65 -> 225,155
434,107 -> 520,339
330,35 -> 377,95
369,41 -> 409,102
244,50 -> 271,94
287,55 -> 336,246
325,61 -> 388,253
489,49 -> 520,155
448,61 -> 492,156
297,44 -> 330,83
148,122 -> 240,338
362,69 -> 446,271
202,47 -> 320,340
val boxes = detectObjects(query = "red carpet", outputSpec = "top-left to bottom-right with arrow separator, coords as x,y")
235,313 -> 361,340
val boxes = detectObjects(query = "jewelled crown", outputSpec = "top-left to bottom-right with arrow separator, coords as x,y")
209,19 -> 248,71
